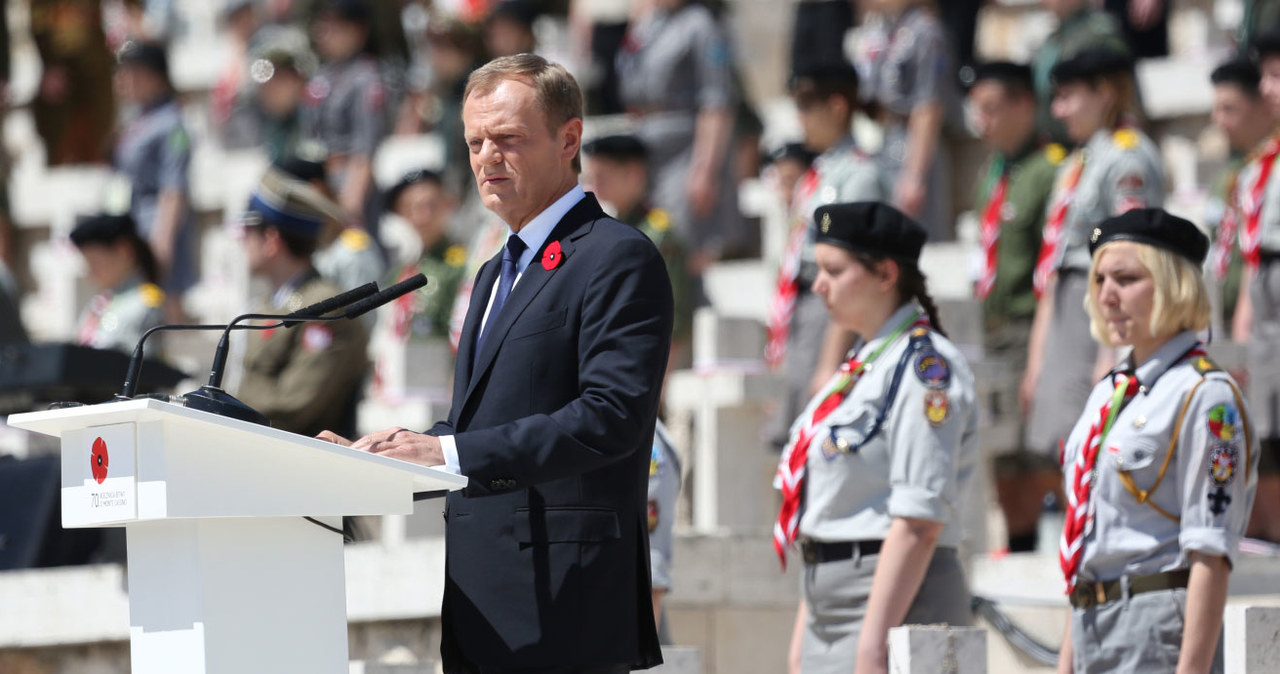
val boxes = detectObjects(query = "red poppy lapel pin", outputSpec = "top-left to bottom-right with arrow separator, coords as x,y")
541,240 -> 564,271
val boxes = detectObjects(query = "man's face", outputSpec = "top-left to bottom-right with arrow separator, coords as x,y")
463,77 -> 581,229
1260,56 -> 1280,113
584,157 -> 646,214
1212,83 -> 1267,152
241,225 -> 270,275
969,81 -> 1031,152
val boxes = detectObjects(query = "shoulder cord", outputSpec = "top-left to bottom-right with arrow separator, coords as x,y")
831,327 -> 934,453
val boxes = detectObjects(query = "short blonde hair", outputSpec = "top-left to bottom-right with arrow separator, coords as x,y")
1085,240 -> 1211,347
464,54 -> 584,172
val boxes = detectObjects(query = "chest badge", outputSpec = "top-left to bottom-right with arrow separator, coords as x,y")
821,434 -> 851,459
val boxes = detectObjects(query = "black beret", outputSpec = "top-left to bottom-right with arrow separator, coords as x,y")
788,61 -> 860,93
316,0 -> 370,23
385,168 -> 444,211
70,214 -> 139,248
1088,208 -> 1209,265
767,142 -> 818,168
813,202 -> 926,262
1252,29 -> 1280,60
1050,47 -> 1133,86
582,134 -> 649,163
117,41 -> 169,79
962,61 -> 1034,92
1211,57 -> 1261,92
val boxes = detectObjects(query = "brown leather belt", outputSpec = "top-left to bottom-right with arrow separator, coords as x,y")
800,538 -> 883,564
1068,569 -> 1190,610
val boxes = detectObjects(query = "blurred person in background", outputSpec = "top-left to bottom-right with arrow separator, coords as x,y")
303,0 -> 387,235
776,202 -> 976,674
484,0 -> 540,59
966,62 -> 1063,553
617,0 -> 745,269
570,0 -> 631,116
227,36 -> 318,158
1240,1 -> 1280,51
765,63 -> 885,451
382,168 -> 467,351
648,419 -> 682,642
235,170 -> 370,439
1023,48 -> 1163,479
764,142 -> 818,213
211,0 -> 263,145
583,134 -> 693,372
1030,0 -> 1128,146
1101,0 -> 1167,60
1057,210 -> 1255,674
853,0 -> 959,240
1234,31 -> 1280,543
112,40 -> 196,319
418,18 -> 486,191
70,213 -> 165,354
31,0 -> 116,165
1206,58 -> 1274,341
789,0 -> 854,78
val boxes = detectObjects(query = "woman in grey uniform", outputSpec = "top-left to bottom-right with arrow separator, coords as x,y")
1057,209 -> 1257,673
615,0 -> 743,263
1024,47 -> 1163,464
853,0 -> 960,240
774,202 -> 977,674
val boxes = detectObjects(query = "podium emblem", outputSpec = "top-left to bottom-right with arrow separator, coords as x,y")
91,437 -> 109,484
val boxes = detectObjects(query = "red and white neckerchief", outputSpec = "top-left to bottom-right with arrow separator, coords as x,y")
976,158 -> 1009,301
390,265 -> 418,341
773,313 -> 928,569
765,168 -> 821,369
1033,151 -> 1086,298
1239,136 -> 1280,270
1211,174 -> 1241,282
77,292 -> 112,346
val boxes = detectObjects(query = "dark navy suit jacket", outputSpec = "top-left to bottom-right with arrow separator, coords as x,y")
430,193 -> 671,671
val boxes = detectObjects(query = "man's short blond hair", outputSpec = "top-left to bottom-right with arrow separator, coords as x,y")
464,53 -> 584,172
1085,240 -> 1211,347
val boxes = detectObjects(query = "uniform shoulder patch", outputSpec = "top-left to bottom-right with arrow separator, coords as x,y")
302,324 -> 334,353
1113,128 -> 1140,150
647,208 -> 671,232
168,127 -> 190,154
924,390 -> 950,427
341,228 -> 371,251
1045,143 -> 1067,166
139,283 -> 166,309
1208,443 -> 1239,486
444,244 -> 466,268
911,329 -> 951,389
1208,403 -> 1240,441
1191,353 -> 1223,376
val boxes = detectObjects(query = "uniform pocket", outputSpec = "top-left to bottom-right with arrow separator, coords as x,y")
507,308 -> 567,340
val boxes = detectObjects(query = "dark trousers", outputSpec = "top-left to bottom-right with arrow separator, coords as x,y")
478,666 -> 630,674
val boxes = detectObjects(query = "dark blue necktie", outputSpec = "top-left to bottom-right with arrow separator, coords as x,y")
474,234 -> 527,365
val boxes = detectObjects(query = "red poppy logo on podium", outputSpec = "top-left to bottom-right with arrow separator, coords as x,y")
541,240 -> 563,271
90,437 -> 109,484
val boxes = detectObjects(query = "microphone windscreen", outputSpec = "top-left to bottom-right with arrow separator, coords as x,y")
343,274 -> 427,319
282,282 -> 378,327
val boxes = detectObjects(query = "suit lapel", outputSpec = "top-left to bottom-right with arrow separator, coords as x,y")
461,195 -> 604,409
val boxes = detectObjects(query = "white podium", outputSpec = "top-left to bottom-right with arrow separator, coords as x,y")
8,398 -> 466,674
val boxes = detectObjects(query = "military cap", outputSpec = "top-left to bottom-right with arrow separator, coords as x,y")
1088,208 -> 1209,265
316,0 -> 371,23
385,168 -> 444,211
245,170 -> 343,238
1050,47 -> 1133,86
813,202 -> 927,262
767,142 -> 818,168
70,214 -> 139,248
582,134 -> 649,163
1210,57 -> 1261,93
1252,29 -> 1280,60
962,61 -> 1034,92
274,154 -> 328,185
117,41 -> 169,79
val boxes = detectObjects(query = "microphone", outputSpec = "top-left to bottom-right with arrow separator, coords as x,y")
338,274 -> 427,321
119,323 -> 235,401
185,282 -> 382,425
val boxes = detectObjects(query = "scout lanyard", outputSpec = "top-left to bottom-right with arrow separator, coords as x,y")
77,292 -> 113,346
1239,136 -> 1280,270
773,310 -> 926,569
1033,149 -> 1085,299
976,157 -> 1008,300
765,167 -> 821,368
1060,369 -> 1139,594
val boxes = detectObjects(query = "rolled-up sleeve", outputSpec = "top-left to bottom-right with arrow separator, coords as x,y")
693,15 -> 733,110
1178,377 -> 1257,566
886,374 -> 964,522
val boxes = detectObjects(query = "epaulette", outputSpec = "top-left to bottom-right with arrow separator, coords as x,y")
444,244 -> 466,268
647,208 -> 671,233
139,283 -> 166,309
1045,143 -> 1067,166
341,228 -> 371,252
1113,128 -> 1139,150
1189,352 -> 1223,376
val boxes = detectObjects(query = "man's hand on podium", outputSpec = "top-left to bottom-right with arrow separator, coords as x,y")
317,427 -> 445,467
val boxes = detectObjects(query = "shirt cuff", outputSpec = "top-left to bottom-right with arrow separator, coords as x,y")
887,485 -> 948,522
1180,527 -> 1239,566
439,435 -> 462,475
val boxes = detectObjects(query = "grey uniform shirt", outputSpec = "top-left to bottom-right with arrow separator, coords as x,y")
302,56 -> 387,159
1054,128 -> 1164,273
797,303 -> 979,547
76,276 -> 165,354
854,6 -> 957,119
1065,331 -> 1258,582
1233,147 -> 1280,253
794,136 -> 886,283
648,420 -> 682,592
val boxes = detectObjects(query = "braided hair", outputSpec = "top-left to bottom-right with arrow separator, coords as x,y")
851,252 -> 947,337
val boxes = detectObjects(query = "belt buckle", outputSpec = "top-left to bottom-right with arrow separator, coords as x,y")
801,540 -> 817,565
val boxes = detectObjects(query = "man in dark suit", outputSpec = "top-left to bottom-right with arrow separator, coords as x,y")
320,54 -> 671,673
